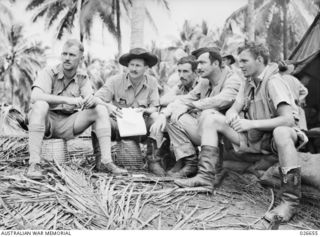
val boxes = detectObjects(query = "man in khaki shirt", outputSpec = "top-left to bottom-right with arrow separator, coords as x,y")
175,43 -> 307,225
151,48 -> 242,178
27,39 -> 127,179
94,48 -> 166,176
160,56 -> 198,107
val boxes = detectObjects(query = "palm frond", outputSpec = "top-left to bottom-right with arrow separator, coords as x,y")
145,9 -> 158,34
26,0 -> 47,11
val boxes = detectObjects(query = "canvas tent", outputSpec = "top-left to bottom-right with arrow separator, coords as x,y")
289,11 -> 320,129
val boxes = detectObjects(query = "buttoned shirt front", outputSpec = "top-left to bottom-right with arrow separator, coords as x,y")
95,73 -> 160,109
32,64 -> 93,113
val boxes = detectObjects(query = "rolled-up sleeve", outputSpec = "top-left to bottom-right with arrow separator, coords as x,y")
268,77 -> 294,108
32,69 -> 52,93
192,74 -> 242,110
94,77 -> 115,103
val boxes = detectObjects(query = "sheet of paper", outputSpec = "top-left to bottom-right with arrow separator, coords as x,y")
117,108 -> 147,137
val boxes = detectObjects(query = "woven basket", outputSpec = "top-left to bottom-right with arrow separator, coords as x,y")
41,139 -> 69,164
112,139 -> 145,170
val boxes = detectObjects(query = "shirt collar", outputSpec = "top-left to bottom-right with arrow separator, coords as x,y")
125,73 -> 149,89
249,65 -> 269,87
55,64 -> 86,83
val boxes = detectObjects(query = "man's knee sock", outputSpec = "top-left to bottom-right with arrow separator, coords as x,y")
95,128 -> 112,164
28,124 -> 45,164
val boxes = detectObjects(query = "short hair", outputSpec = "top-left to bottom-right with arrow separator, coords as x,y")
238,42 -> 269,65
177,55 -> 198,72
197,48 -> 222,67
64,39 -> 84,54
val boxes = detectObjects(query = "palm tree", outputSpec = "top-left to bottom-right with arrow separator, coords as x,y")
0,24 -> 47,112
129,0 -> 170,49
221,0 -> 319,61
26,0 -> 124,51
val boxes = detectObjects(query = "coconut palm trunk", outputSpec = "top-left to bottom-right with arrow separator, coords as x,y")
247,0 -> 255,42
130,0 -> 145,49
282,0 -> 290,59
116,0 -> 122,54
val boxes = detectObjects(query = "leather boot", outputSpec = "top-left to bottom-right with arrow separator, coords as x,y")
91,131 -> 101,168
213,143 -> 226,187
26,163 -> 44,180
96,162 -> 128,175
174,145 -> 220,190
146,137 -> 166,176
92,132 -> 128,175
167,159 -> 184,176
264,167 -> 301,223
168,155 -> 198,178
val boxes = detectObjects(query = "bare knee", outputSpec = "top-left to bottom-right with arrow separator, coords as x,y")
273,126 -> 296,148
199,113 -> 226,132
92,104 -> 109,120
29,101 -> 49,121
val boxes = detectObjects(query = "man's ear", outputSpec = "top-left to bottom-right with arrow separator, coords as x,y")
256,55 -> 264,64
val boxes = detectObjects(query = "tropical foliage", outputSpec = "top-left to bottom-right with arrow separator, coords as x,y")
221,0 -> 319,61
0,23 -> 47,112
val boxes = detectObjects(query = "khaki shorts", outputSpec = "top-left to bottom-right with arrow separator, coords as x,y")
232,127 -> 308,155
44,111 -> 80,140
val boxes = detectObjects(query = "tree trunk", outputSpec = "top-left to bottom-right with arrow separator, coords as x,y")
247,0 -> 255,42
116,0 -> 122,54
282,0 -> 289,59
130,0 -> 145,49
77,0 -> 84,42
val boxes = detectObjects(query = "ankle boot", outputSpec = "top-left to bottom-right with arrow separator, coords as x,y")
264,167 -> 301,223
174,145 -> 220,190
168,155 -> 198,178
167,159 -> 185,176
146,137 -> 166,176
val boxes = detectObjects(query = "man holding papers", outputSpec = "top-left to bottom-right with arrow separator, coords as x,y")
93,48 -> 166,176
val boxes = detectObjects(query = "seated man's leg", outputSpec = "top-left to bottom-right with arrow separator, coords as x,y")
27,101 -> 49,179
145,112 -> 167,176
265,126 -> 301,223
73,104 -> 127,175
175,112 -> 240,189
165,113 -> 200,178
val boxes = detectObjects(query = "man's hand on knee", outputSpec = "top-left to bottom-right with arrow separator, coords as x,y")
150,114 -> 166,135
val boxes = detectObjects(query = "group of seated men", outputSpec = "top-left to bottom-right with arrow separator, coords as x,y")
27,38 -> 308,224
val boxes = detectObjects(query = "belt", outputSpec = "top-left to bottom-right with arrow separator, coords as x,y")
51,110 -> 76,116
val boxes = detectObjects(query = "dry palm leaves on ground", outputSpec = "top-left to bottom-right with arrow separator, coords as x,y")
1,156 -> 320,230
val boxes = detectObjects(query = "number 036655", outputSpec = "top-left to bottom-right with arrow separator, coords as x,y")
300,231 -> 318,235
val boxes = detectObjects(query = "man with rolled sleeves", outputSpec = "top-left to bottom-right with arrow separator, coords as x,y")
151,48 -> 242,178
175,43 -> 307,224
27,39 -> 127,179
94,48 -> 166,176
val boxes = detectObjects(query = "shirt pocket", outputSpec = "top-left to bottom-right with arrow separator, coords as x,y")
68,84 -> 80,97
115,97 -> 127,108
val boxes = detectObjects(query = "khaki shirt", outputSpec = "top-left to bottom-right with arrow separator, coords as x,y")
95,73 -> 160,109
235,66 -> 298,120
179,68 -> 242,111
32,64 -> 93,113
